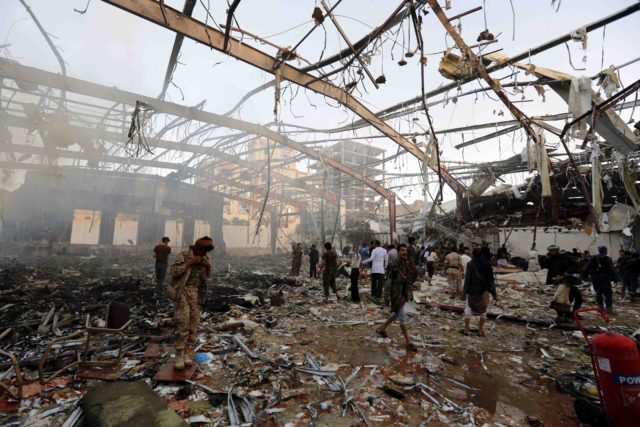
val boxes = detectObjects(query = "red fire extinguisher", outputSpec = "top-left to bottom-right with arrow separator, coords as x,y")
574,307 -> 640,426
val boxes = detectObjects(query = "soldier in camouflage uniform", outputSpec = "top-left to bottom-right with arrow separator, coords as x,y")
290,243 -> 303,276
169,236 -> 214,370
318,242 -> 340,302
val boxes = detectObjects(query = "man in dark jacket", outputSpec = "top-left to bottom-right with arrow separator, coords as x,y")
376,244 -> 418,352
309,244 -> 319,279
407,237 -> 419,266
584,246 -> 619,314
623,252 -> 640,297
480,242 -> 492,262
463,249 -> 497,336
550,272 -> 583,323
541,245 -> 577,285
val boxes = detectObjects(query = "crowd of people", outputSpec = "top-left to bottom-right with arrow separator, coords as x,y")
289,238 -> 635,343
286,237 -> 500,347
149,234 -> 634,368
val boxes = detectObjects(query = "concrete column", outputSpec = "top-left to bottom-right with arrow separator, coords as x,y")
183,217 -> 195,246
99,207 -> 116,246
139,211 -> 162,245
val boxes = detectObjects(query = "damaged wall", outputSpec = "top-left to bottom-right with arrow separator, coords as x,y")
0,170 -> 224,253
500,227 -> 622,258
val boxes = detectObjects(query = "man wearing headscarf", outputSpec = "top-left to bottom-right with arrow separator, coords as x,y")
169,236 -> 214,370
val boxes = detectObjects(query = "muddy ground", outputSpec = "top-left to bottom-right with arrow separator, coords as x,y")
1,252 -> 638,426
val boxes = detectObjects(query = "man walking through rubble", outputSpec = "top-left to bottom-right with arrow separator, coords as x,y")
359,242 -> 370,284
169,236 -> 214,370
376,244 -> 418,352
348,243 -> 362,303
463,249 -> 497,336
309,244 -> 319,279
423,246 -> 438,285
318,242 -> 340,302
291,242 -> 303,276
153,236 -> 171,293
584,246 -> 619,314
362,240 -> 388,300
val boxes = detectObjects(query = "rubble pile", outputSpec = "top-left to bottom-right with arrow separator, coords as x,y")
1,254 -> 638,426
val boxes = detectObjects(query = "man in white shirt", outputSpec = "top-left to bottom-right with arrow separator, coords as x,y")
423,247 -> 438,285
362,240 -> 388,299
460,249 -> 472,278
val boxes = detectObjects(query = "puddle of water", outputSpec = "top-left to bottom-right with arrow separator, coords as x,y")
462,368 -> 546,419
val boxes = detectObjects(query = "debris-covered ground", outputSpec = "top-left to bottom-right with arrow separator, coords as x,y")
1,253 -> 638,426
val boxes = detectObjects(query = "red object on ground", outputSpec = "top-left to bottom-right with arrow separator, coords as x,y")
574,308 -> 640,426
153,363 -> 196,382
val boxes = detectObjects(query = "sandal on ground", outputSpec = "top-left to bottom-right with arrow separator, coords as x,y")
477,330 -> 485,337
376,329 -> 388,338
460,330 -> 469,336
406,343 -> 418,352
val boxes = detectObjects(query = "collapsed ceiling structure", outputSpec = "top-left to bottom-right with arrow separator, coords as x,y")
0,0 -> 639,250
2,3 -> 640,426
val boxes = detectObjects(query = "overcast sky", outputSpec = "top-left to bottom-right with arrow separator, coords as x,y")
1,0 -> 639,203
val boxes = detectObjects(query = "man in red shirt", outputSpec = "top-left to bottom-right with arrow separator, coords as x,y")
153,237 -> 171,292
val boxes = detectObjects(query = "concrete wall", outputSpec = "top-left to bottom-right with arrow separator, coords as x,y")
500,227 -> 622,258
223,224 -> 271,256
70,209 -> 101,245
0,170 -> 224,253
113,213 -> 139,246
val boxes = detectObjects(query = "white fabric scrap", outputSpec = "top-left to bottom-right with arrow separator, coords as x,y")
598,65 -> 621,97
570,26 -> 588,49
591,142 -> 603,220
534,129 -> 552,197
568,77 -> 593,138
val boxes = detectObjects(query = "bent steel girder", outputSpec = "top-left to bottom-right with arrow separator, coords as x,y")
223,1 -> 423,116
0,141 -> 307,212
99,0 -> 464,198
158,0 -> 197,100
427,0 -> 540,145
0,59 -> 388,197
0,158 -> 268,211
371,3 -> 640,123
0,110 -> 329,205
0,58 -> 394,233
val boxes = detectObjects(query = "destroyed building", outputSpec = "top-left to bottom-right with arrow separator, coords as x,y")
0,1 -> 639,426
